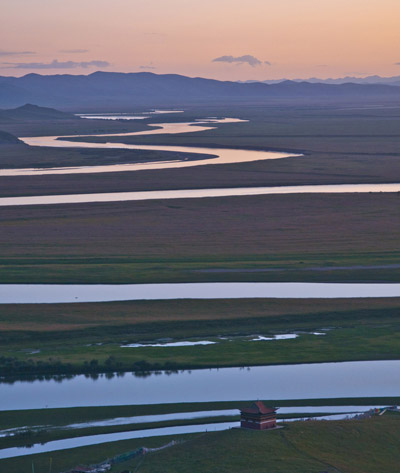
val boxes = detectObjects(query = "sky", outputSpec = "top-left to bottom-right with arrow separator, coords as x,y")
1,0 -> 400,80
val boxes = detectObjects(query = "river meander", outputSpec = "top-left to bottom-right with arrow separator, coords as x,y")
0,118 -> 300,176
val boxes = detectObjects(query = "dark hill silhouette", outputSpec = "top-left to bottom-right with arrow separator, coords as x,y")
0,130 -> 24,145
0,104 -> 78,122
1,72 -> 400,110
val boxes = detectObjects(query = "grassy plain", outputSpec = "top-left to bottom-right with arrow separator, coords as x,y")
0,193 -> 398,283
0,104 -> 399,370
1,417 -> 399,473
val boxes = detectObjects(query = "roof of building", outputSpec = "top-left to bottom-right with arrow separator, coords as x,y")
240,401 -> 277,415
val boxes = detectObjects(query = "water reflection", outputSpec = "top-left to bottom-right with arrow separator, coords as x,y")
1,360 -> 400,411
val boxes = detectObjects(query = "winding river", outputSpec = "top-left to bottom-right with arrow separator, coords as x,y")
0,115 -> 397,206
1,118 -> 299,177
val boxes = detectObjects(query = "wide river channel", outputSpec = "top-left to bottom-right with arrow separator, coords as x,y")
0,282 -> 399,303
2,360 -> 400,411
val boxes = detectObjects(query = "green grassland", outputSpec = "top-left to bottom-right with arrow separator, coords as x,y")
130,417 -> 400,473
1,416 -> 399,473
1,298 -> 399,375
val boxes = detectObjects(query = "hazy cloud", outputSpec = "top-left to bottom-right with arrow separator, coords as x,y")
139,62 -> 156,70
2,59 -> 110,69
213,55 -> 266,67
0,50 -> 35,56
59,49 -> 89,54
395,62 -> 400,66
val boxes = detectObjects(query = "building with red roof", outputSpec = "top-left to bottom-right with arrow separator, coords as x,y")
240,401 -> 278,430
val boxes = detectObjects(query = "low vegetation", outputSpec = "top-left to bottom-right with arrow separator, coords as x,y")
0,193 -> 399,284
1,298 -> 399,375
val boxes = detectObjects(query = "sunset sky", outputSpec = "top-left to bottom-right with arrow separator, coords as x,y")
2,0 -> 400,80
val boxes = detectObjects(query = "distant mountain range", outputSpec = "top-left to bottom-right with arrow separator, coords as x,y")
240,75 -> 400,86
1,72 -> 400,110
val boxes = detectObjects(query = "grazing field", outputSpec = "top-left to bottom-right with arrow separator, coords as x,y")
129,417 -> 400,473
0,193 -> 398,284
1,417 -> 399,473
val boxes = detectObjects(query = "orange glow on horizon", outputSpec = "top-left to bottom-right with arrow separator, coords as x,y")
1,0 -> 400,80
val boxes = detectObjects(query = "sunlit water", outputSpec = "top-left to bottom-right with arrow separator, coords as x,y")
77,109 -> 184,120
0,118 -> 300,176
0,183 -> 398,207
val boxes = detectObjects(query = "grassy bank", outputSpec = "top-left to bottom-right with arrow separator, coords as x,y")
1,298 -> 400,375
2,325 -> 400,376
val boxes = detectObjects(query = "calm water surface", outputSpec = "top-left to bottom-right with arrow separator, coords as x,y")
0,282 -> 398,304
1,360 -> 399,411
